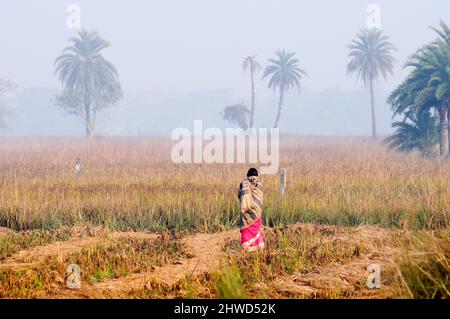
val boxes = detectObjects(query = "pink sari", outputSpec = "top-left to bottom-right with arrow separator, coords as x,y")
241,216 -> 264,252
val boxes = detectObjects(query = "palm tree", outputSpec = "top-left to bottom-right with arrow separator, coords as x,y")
396,22 -> 450,157
385,109 -> 438,157
55,29 -> 122,139
347,28 -> 396,141
406,47 -> 449,156
432,20 -> 450,155
263,50 -> 306,128
432,20 -> 450,46
388,21 -> 450,157
388,57 -> 443,156
242,56 -> 261,128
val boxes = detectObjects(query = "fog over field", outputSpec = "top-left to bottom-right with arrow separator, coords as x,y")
0,0 -> 449,136
1,1 -> 450,301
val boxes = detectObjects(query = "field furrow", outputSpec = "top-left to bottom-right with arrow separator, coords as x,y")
49,225 -> 401,299
54,230 -> 238,298
0,231 -> 157,270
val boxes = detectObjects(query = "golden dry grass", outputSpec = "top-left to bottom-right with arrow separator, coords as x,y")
0,136 -> 448,299
0,137 -> 448,232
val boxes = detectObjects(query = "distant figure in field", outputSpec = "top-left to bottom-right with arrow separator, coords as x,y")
75,158 -> 81,177
238,168 -> 265,252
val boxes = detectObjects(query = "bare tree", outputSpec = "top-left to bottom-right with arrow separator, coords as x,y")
222,102 -> 250,130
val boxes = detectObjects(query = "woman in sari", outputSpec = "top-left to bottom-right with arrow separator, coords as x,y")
238,168 -> 265,252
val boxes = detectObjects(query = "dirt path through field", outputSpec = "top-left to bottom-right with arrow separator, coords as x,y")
58,229 -> 239,298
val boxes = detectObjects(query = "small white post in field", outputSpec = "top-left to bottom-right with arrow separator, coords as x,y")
279,168 -> 286,199
75,159 -> 81,177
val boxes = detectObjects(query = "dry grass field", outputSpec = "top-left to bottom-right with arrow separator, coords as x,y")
0,137 -> 449,299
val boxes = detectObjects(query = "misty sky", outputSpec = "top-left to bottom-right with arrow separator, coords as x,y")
1,0 -> 449,94
0,1 -> 449,136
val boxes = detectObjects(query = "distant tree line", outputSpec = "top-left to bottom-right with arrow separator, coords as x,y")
224,28 -> 396,137
223,21 -> 448,158
223,50 -> 306,130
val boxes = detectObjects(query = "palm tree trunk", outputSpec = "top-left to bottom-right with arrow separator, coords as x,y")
84,85 -> 94,139
249,65 -> 255,128
369,78 -> 377,141
438,106 -> 449,157
447,104 -> 450,156
274,88 -> 284,129
85,104 -> 93,139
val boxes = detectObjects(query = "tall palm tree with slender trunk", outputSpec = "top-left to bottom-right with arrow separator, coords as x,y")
242,56 -> 261,128
263,50 -> 306,128
55,29 -> 122,139
347,28 -> 396,141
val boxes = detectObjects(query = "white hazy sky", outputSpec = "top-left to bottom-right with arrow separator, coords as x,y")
1,0 -> 449,96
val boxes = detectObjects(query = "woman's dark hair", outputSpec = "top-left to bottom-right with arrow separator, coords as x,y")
247,168 -> 258,177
